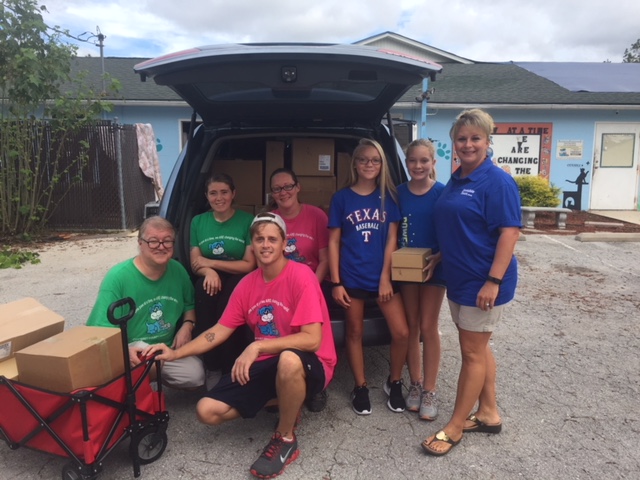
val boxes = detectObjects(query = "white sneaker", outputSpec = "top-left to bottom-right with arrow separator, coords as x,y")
406,381 -> 422,412
419,390 -> 438,421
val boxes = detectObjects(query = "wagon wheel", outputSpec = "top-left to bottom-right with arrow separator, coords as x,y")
61,462 -> 96,480
132,426 -> 168,465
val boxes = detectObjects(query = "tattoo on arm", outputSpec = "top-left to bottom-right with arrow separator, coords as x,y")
204,332 -> 216,343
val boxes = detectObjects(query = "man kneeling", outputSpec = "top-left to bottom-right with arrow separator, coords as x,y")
145,213 -> 336,478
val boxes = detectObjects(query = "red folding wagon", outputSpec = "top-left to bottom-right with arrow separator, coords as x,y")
0,298 -> 170,480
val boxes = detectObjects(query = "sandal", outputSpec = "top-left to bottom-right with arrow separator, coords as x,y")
463,414 -> 502,434
421,430 -> 461,456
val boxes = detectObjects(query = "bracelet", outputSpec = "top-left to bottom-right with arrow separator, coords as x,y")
486,275 -> 503,285
183,320 -> 196,327
330,282 -> 343,288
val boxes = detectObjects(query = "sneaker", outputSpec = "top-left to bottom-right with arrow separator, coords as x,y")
406,381 -> 422,412
419,390 -> 438,421
305,390 -> 328,412
384,377 -> 406,413
350,385 -> 372,415
250,432 -> 299,479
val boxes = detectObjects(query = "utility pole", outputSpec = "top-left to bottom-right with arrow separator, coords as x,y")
96,27 -> 106,94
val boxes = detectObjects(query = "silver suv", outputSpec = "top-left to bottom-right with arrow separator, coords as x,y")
134,43 -> 442,346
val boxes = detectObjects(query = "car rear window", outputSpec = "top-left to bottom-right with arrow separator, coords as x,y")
196,80 -> 387,103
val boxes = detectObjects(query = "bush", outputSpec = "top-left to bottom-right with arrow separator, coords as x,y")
514,176 -> 561,207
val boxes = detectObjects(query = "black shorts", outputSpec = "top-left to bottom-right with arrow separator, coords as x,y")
204,349 -> 325,419
345,284 -> 400,300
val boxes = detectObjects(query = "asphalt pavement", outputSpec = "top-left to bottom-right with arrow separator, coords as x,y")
1,233 -> 639,479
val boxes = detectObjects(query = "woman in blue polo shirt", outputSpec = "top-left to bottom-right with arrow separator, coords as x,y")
422,109 -> 521,456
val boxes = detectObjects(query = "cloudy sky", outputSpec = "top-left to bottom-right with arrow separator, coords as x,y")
41,0 -> 639,63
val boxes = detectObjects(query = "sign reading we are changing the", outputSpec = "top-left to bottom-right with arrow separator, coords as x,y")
490,123 -> 553,179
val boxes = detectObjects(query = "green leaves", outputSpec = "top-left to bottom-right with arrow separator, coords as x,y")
515,176 -> 562,207
0,0 -> 115,237
623,38 -> 640,63
0,246 -> 40,269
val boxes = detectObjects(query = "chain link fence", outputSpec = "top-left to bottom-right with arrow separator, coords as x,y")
46,122 -> 156,230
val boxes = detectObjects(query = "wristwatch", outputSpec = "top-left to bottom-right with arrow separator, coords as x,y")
486,275 -> 503,285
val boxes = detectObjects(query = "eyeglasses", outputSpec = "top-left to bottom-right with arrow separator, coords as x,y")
271,183 -> 297,194
140,238 -> 175,249
355,157 -> 382,166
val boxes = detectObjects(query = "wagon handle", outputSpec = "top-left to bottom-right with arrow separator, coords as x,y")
107,297 -> 136,326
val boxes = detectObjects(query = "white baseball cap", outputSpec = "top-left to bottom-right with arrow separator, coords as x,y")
251,212 -> 287,236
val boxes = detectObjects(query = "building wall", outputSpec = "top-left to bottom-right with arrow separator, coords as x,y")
394,105 -> 640,210
109,104 -> 193,183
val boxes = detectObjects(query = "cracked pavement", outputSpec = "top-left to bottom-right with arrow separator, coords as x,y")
1,233 -> 638,479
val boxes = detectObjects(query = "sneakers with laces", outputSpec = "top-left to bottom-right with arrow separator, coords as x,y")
350,384 -> 371,415
250,432 -> 299,479
419,390 -> 438,421
384,377 -> 406,413
406,381 -> 422,412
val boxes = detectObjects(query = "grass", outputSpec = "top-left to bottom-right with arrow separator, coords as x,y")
0,247 -> 40,269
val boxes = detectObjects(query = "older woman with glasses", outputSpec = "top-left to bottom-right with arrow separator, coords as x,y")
87,216 -> 205,390
190,173 -> 256,375
269,168 -> 329,283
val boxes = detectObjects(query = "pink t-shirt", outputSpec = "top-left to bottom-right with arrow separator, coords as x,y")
273,204 -> 328,273
219,260 -> 337,388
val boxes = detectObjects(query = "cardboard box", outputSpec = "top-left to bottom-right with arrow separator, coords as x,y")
392,247 -> 432,269
297,176 -> 336,208
0,297 -> 65,362
15,326 -> 125,393
336,151 -> 352,189
392,267 -> 428,283
236,204 -> 256,215
391,248 -> 432,282
291,138 -> 335,176
0,358 -> 18,381
212,159 -> 263,205
265,141 -> 285,194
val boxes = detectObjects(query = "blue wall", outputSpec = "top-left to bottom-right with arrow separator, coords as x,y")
112,102 -> 640,210
109,104 -> 193,183
396,105 -> 640,210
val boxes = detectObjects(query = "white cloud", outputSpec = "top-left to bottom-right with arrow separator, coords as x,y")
41,0 -> 640,62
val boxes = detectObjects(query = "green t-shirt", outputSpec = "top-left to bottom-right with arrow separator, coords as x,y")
87,258 -> 195,346
190,209 -> 253,260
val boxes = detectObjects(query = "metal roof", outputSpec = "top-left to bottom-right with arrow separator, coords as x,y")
515,62 -> 640,93
399,63 -> 640,107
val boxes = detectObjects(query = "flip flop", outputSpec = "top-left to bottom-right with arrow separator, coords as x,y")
463,414 -> 502,434
421,430 -> 461,456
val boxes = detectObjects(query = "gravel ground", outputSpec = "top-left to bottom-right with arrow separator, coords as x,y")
1,233 -> 639,480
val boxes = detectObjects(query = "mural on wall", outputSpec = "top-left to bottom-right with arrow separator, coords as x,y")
557,140 -> 588,211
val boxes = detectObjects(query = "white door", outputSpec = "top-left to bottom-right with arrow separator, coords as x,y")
591,123 -> 640,210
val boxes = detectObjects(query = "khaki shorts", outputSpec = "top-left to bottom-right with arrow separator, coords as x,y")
130,341 -> 205,389
448,300 -> 507,333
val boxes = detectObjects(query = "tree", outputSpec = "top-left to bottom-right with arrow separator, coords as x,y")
0,0 -> 116,236
623,38 -> 640,63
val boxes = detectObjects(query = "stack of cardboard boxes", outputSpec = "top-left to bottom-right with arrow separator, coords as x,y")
0,298 -> 125,393
391,247 -> 433,282
292,138 -> 335,210
211,138 -> 353,215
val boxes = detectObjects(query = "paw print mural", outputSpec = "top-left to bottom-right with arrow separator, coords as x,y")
436,141 -> 451,161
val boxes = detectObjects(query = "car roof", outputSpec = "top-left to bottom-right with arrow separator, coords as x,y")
134,43 -> 442,126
